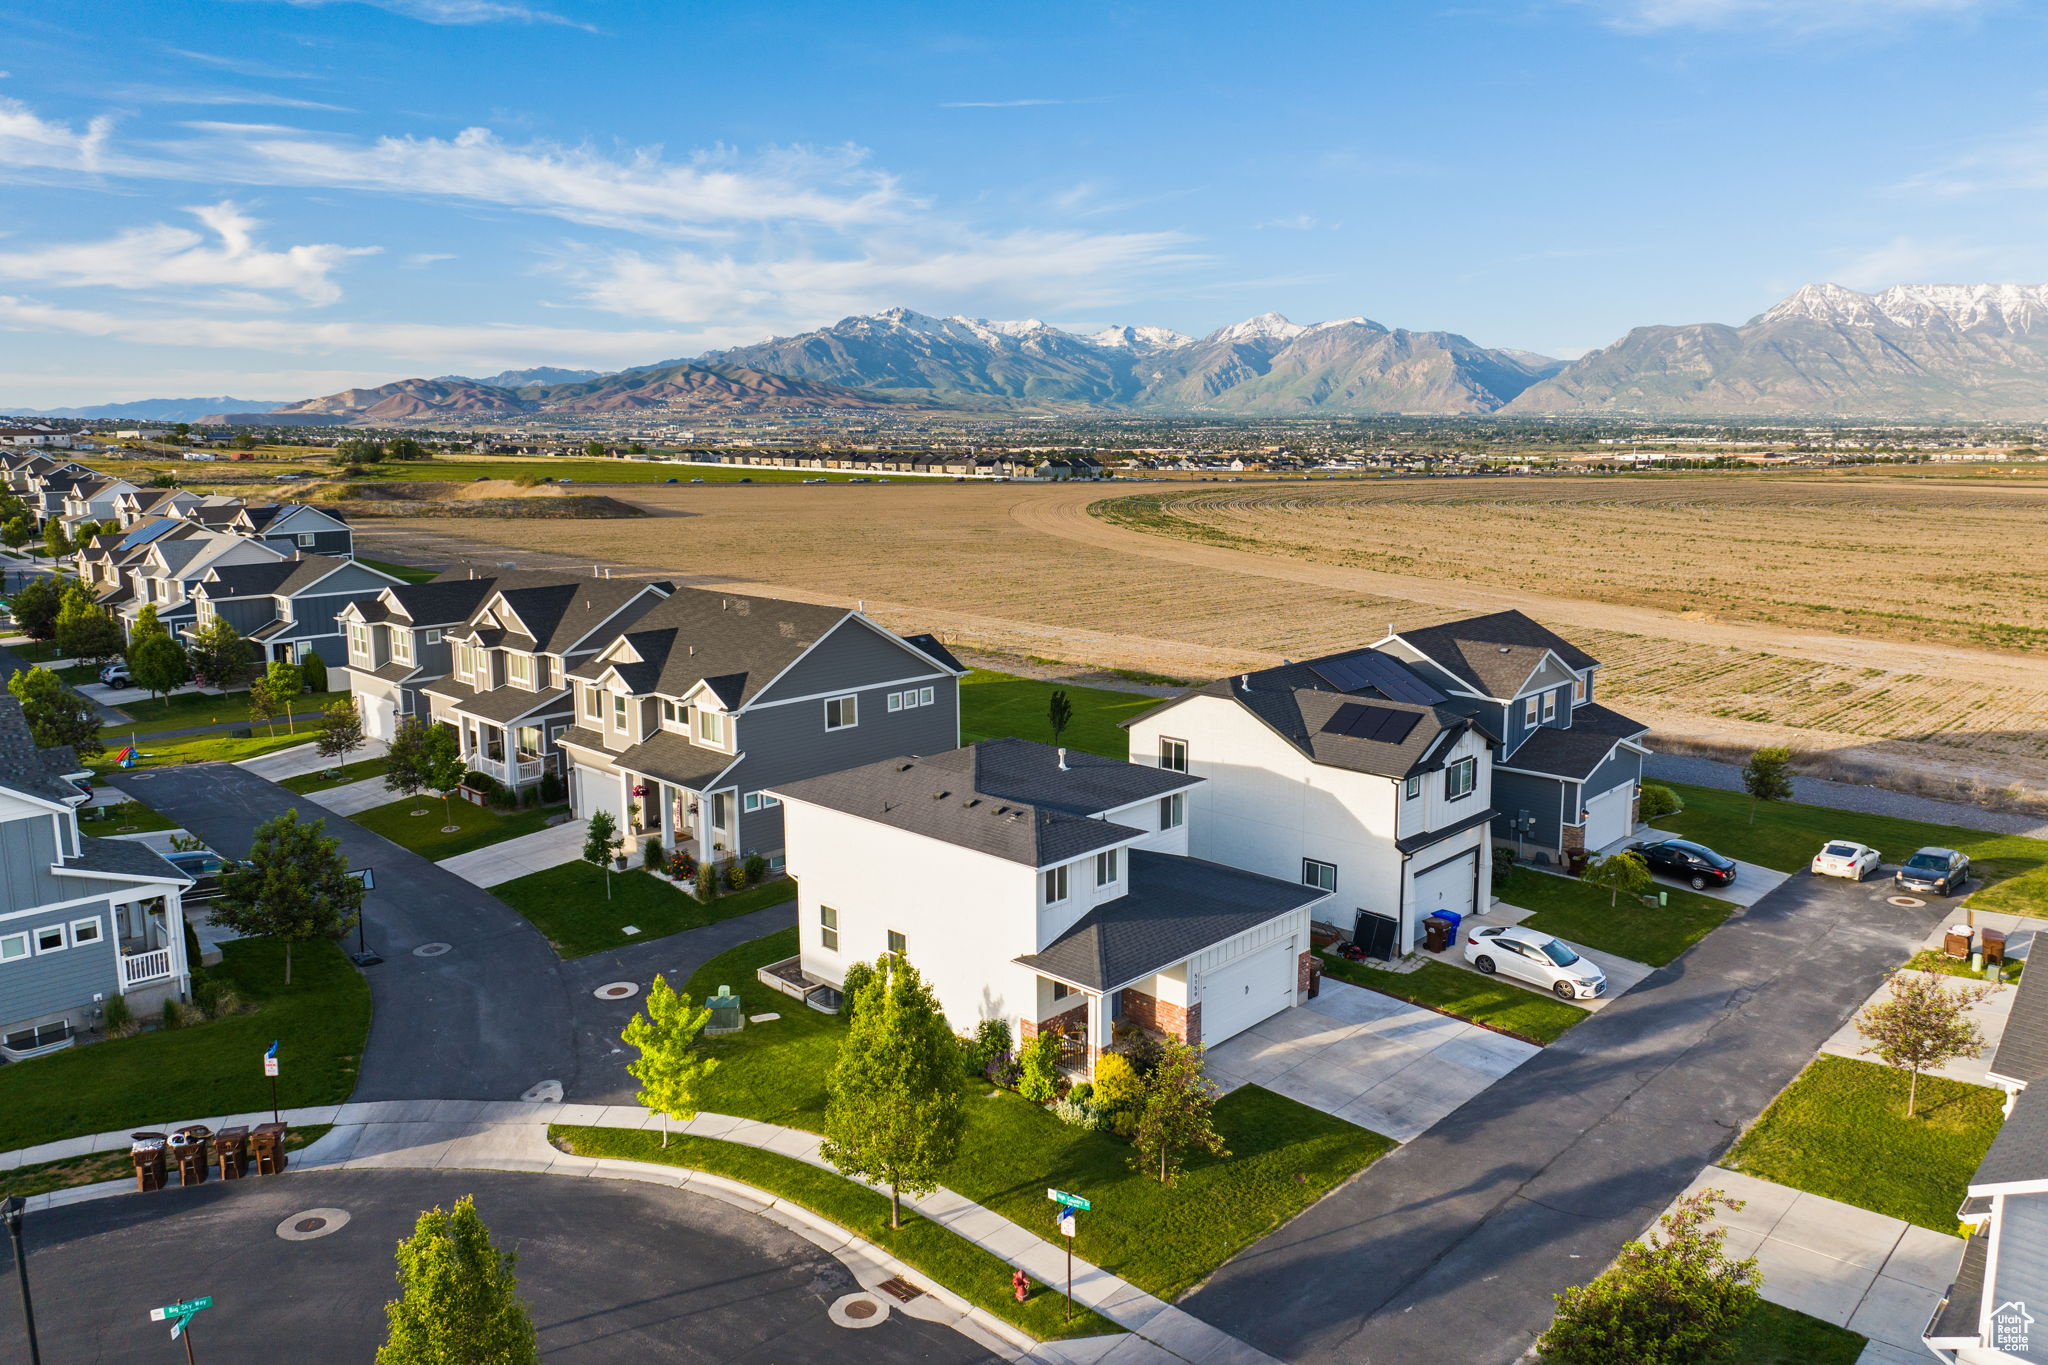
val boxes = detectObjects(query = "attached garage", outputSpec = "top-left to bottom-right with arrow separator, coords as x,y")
1411,848 -> 1479,927
571,762 -> 625,826
1198,939 -> 1297,1047
360,692 -> 397,742
1580,782 -> 1634,853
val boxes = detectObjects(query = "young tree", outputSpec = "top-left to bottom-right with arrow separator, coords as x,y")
420,722 -> 467,831
383,714 -> 433,814
54,588 -> 122,665
582,808 -> 622,898
1132,1038 -> 1228,1184
8,665 -> 104,759
129,631 -> 192,704
1857,970 -> 1992,1117
385,436 -> 430,461
316,696 -> 365,770
621,974 -> 719,1147
40,519 -> 69,559
233,431 -> 258,451
1582,849 -> 1653,907
300,650 -> 329,693
821,954 -> 965,1228
1,515 -> 31,551
215,807 -> 364,985
7,576 -> 62,639
1048,688 -> 1074,745
1740,746 -> 1794,825
127,601 -> 168,653
377,1195 -> 538,1365
248,676 -> 280,735
188,618 -> 254,689
584,440 -> 606,459
266,659 -> 305,733
1539,1189 -> 1760,1365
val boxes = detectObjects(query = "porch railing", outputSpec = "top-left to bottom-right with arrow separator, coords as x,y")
120,948 -> 175,988
468,754 -> 546,787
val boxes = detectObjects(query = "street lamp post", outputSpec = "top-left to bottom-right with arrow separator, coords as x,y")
4,1195 -> 43,1365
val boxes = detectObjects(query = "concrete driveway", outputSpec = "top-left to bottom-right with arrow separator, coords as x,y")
1439,900 -> 1656,1013
1600,828 -> 1790,907
1203,978 -> 1540,1142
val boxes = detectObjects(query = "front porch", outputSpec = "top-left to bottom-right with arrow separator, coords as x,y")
1020,969 -> 1193,1079
627,775 -> 740,870
116,897 -> 184,993
457,717 -> 559,791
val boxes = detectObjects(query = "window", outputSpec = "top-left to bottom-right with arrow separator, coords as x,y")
1052,980 -> 1071,1001
0,932 -> 27,962
296,532 -> 316,548
1044,865 -> 1069,903
742,791 -> 781,813
507,653 -> 533,688
697,709 -> 725,746
887,691 -> 903,712
1573,675 -> 1587,703
824,695 -> 858,730
661,699 -> 690,732
1445,755 -> 1477,800
452,641 -> 471,680
1404,775 -> 1422,800
1542,692 -> 1557,723
582,686 -> 601,720
1303,859 -> 1338,893
819,905 -> 839,952
34,925 -> 66,954
1523,697 -> 1540,725
390,630 -> 412,665
425,630 -> 442,645
886,929 -> 907,958
348,623 -> 369,659
919,686 -> 934,706
611,692 -> 627,729
1159,737 -> 1188,773
70,917 -> 102,946
1159,791 -> 1185,830
1096,848 -> 1120,886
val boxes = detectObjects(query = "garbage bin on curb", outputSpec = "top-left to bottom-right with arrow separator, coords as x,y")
252,1121 -> 290,1175
131,1134 -> 167,1192
169,1125 -> 212,1186
1307,956 -> 1323,999
215,1126 -> 251,1179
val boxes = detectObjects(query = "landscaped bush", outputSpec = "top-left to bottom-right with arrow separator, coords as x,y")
840,959 -> 876,1026
161,999 -> 185,1031
299,653 -> 328,693
726,860 -> 750,891
695,862 -> 717,901
962,1018 -> 1011,1078
1639,784 -> 1684,822
1051,1094 -> 1107,1130
673,850 -> 698,879
983,1048 -> 1021,1089
1017,1027 -> 1064,1103
539,770 -> 564,803
743,852 -> 768,885
463,770 -> 498,794
1092,1051 -> 1144,1115
102,993 -> 133,1037
643,837 -> 665,875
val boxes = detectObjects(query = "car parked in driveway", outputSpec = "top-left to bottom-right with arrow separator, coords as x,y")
1627,837 -> 1737,890
164,849 -> 235,900
1812,840 -> 1881,881
1896,846 -> 1970,896
98,662 -> 132,687
1464,925 -> 1607,1000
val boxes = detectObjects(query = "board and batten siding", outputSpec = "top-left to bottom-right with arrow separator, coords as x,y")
0,810 -> 75,910
0,906 -> 118,1028
750,616 -> 956,705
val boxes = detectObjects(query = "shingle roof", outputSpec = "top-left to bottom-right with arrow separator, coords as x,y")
1991,964 -> 2048,1089
901,633 -> 966,674
1927,1227 -> 1988,1342
382,573 -> 499,626
1158,677 -> 1479,780
0,697 -> 87,806
1973,1085 -> 2048,1189
773,738 -> 1195,867
58,836 -> 191,883
611,729 -> 737,790
566,587 -> 854,708
200,554 -> 352,600
1015,849 -> 1326,991
1395,610 -> 1599,698
446,572 -> 670,657
1501,702 -> 1649,780
420,677 -> 569,724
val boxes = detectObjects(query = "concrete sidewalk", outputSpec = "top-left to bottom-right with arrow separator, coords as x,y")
236,738 -> 389,782
437,818 -> 584,888
304,773 -> 402,817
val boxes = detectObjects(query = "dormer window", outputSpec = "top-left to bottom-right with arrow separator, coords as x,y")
582,686 -> 601,721
611,692 -> 628,731
660,699 -> 690,733
1542,692 -> 1556,724
349,622 -> 369,659
697,708 -> 725,747
1445,756 -> 1477,801
391,630 -> 412,665
1523,697 -> 1540,726
1573,675 -> 1587,703
1095,848 -> 1120,887
507,653 -> 533,689
1044,865 -> 1069,903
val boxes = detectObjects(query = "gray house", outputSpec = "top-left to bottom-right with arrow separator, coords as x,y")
190,554 -> 406,667
556,588 -> 965,869
230,503 -> 355,559
0,697 -> 194,1059
1375,611 -> 1649,860
336,571 -> 501,740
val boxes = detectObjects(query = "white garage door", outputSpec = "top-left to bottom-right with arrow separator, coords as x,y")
1412,850 -> 1478,928
573,764 -> 625,825
1200,940 -> 1295,1046
362,693 -> 396,742
1582,783 -> 1633,852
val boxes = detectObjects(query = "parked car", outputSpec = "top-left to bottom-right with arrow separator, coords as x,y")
1464,926 -> 1607,1000
98,662 -> 132,687
1896,847 -> 1970,896
165,849 -> 236,900
1627,837 -> 1737,890
689,478 -> 704,484
1811,840 -> 1881,881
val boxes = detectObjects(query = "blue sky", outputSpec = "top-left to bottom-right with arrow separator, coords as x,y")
0,0 -> 2042,404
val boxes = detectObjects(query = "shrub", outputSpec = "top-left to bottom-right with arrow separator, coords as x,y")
463,770 -> 498,794
1639,784 -> 1683,822
1092,1051 -> 1144,1112
983,1048 -> 1022,1089
1068,1080 -> 1093,1104
726,861 -> 749,891
102,993 -> 132,1035
674,851 -> 698,879
514,472 -> 540,488
1018,1027 -> 1064,1103
1492,847 -> 1516,891
841,959 -> 876,1025
161,999 -> 186,1031
539,770 -> 564,803
694,862 -> 717,901
643,836 -> 665,875
962,1017 -> 1012,1078
1051,1096 -> 1106,1130
743,852 -> 768,885
299,652 -> 329,693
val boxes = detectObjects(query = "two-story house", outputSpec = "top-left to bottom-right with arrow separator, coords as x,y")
1373,611 -> 1649,861
554,588 -> 964,867
774,737 -> 1328,1065
0,696 -> 194,1060
336,571 -> 502,740
58,472 -> 141,533
420,571 -> 678,793
229,503 -> 355,559
97,524 -> 289,643
189,554 -> 405,668
1127,648 -> 1498,957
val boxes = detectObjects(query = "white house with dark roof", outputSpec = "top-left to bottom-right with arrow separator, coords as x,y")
773,738 -> 1328,1068
1926,1086 -> 2048,1362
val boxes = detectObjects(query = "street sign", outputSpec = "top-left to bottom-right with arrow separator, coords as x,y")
347,867 -> 376,891
150,1297 -> 213,1321
1058,1208 -> 1076,1238
264,1040 -> 279,1077
1046,1188 -> 1091,1211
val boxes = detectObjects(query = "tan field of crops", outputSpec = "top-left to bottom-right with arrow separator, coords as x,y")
355,471 -> 2048,805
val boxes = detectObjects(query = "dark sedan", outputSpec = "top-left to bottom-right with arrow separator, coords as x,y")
1627,838 -> 1738,890
165,850 -> 236,901
1895,846 -> 1970,897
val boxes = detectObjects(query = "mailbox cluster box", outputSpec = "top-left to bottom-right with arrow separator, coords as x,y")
131,1122 -> 290,1189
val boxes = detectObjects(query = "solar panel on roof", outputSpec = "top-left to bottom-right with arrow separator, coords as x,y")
1307,651 -> 1445,706
1321,702 -> 1421,745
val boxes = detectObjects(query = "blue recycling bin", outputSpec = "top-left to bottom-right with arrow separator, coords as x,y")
1428,910 -> 1463,940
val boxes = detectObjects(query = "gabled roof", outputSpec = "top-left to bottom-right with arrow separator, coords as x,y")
1390,610 -> 1599,698
419,677 -> 570,724
1500,702 -> 1649,780
775,738 -> 1195,867
1136,670 -> 1483,781
198,553 -> 384,601
1972,1085 -> 2048,1191
1991,963 -> 2048,1090
446,572 -> 671,656
0,696 -> 87,807
57,836 -> 191,884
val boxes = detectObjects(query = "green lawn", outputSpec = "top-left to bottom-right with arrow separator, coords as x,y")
78,798 -> 178,834
1906,947 -> 2023,984
959,669 -> 1164,759
1728,1300 -> 1866,1365
1320,954 -> 1588,1044
1725,1055 -> 2004,1231
103,687 -> 350,737
493,863 -> 794,957
553,1126 -> 1119,1342
0,639 -> 63,663
1,1124 -> 332,1201
1661,781 -> 2048,918
1501,865 -> 1733,967
0,937 -> 370,1151
681,929 -> 1395,1299
93,729 -> 315,772
280,755 -> 390,794
357,556 -> 438,584
350,794 -> 563,861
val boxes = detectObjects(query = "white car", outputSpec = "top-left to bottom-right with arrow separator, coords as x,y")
1464,925 -> 1607,1001
1811,840 -> 1881,881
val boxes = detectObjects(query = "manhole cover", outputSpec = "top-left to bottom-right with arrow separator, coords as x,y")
1889,896 -> 1927,908
594,981 -> 639,1000
828,1292 -> 889,1328
278,1207 -> 351,1241
413,942 -> 452,958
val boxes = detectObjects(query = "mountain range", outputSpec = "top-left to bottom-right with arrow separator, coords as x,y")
269,362 -> 899,421
7,395 -> 286,422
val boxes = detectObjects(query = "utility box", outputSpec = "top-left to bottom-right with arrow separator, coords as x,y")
252,1122 -> 290,1174
706,985 -> 744,1035
131,1135 -> 167,1192
215,1126 -> 251,1179
169,1125 -> 211,1186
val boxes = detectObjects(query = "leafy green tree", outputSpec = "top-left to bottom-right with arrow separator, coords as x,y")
376,1195 -> 538,1365
335,437 -> 386,467
129,632 -> 192,704
621,974 -> 719,1147
41,520 -> 69,559
7,576 -> 62,639
299,650 -> 329,692
821,953 -> 964,1227
1131,1038 -> 1227,1184
582,808 -> 621,898
54,588 -> 122,665
248,676 -> 280,734
1048,688 -> 1074,745
233,431 -> 258,451
584,440 -> 605,459
0,490 -> 24,523
383,714 -> 434,813
385,436 -> 431,461
7,665 -> 104,759
127,602 -> 167,651
1583,849 -> 1653,907
1857,970 -> 1992,1117
266,658 -> 305,733
421,721 -> 467,829
188,618 -> 255,688
2,514 -> 31,550
1539,1189 -> 1760,1365
215,807 -> 364,984
1740,746 -> 1794,824
316,696 -> 364,769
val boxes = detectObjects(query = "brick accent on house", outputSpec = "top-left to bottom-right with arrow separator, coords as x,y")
1297,949 -> 1315,996
1629,790 -> 1642,832
1121,987 -> 1201,1047
1561,821 -> 1586,854
1019,1002 -> 1087,1043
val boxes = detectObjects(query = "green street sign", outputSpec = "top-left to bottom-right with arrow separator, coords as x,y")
1047,1188 -> 1091,1211
150,1296 -> 213,1320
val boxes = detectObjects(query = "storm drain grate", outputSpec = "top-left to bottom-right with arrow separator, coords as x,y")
877,1277 -> 925,1303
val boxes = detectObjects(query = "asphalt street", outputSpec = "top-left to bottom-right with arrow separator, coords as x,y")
1179,870 -> 1947,1364
0,1168 -> 993,1363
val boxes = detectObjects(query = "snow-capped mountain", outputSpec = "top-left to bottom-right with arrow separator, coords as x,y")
1758,282 -> 2048,335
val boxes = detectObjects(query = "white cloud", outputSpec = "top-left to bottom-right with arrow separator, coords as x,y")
402,252 -> 455,268
1833,235 -> 1998,288
1255,214 -> 1335,231
113,86 -> 352,113
1902,124 -> 2048,197
1589,0 -> 1988,31
0,96 -> 113,174
0,203 -> 375,305
273,0 -> 590,26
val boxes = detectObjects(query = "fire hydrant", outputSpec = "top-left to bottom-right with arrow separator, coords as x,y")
1012,1269 -> 1031,1302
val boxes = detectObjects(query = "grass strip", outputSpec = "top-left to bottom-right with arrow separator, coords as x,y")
349,793 -> 562,860
102,688 -> 351,737
1319,954 -> 1587,1044
960,668 -> 1162,760
280,755 -> 391,794
493,863 -> 793,958
92,730 -> 314,773
1503,866 -> 1732,967
549,1125 -> 1121,1342
1,1125 -> 333,1201
1728,1299 -> 1865,1365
